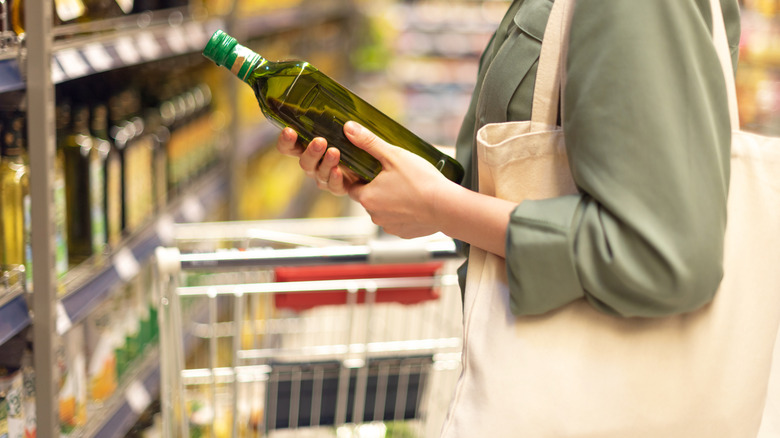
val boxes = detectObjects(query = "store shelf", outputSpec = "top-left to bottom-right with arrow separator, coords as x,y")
51,18 -> 223,86
0,164 -> 226,348
3,1 -> 359,436
0,3 -> 354,92
0,17 -> 224,92
57,163 -> 228,336
0,59 -> 23,93
0,289 -> 30,346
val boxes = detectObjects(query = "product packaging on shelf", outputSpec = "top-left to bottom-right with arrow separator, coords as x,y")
57,324 -> 88,436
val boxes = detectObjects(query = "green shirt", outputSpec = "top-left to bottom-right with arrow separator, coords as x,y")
455,0 -> 741,317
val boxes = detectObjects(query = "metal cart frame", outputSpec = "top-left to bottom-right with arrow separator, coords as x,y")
153,217 -> 464,438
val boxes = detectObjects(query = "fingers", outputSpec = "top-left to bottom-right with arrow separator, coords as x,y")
344,121 -> 388,161
277,128 -> 353,196
276,127 -> 302,157
300,137 -> 328,177
314,147 -> 339,185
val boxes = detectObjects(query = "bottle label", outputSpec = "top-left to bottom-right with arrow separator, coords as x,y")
23,194 -> 32,291
135,136 -> 154,224
6,372 -> 23,438
123,144 -> 137,230
231,46 -> 260,81
54,0 -> 86,22
107,155 -> 122,247
115,0 -> 134,14
90,150 -> 107,256
22,365 -> 35,438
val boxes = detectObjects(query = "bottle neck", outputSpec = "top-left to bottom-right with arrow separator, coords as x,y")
226,43 -> 264,84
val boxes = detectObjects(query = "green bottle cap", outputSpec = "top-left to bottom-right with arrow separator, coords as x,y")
203,30 -> 262,82
203,30 -> 238,68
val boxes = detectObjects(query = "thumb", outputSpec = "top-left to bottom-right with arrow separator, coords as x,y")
344,121 -> 391,162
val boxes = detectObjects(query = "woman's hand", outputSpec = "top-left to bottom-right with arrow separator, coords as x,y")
275,127 -> 356,196
343,121 -> 454,239
276,123 -> 516,254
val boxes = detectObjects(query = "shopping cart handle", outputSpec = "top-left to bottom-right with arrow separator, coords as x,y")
169,237 -> 460,270
368,238 -> 452,264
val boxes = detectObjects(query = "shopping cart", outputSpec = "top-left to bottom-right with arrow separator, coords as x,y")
153,217 -> 464,438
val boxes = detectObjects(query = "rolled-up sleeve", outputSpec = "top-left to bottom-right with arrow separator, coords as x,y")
505,0 -> 735,317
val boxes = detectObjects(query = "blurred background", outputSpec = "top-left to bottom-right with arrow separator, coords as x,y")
0,0 -> 777,437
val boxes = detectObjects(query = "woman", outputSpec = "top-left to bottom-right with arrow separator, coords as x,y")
277,0 -> 741,319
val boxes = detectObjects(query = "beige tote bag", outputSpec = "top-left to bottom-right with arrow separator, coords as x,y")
440,0 -> 780,436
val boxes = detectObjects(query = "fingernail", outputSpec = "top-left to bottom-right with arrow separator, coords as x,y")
345,121 -> 361,136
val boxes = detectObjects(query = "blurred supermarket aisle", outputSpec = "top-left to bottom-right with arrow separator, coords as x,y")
0,1 -> 778,437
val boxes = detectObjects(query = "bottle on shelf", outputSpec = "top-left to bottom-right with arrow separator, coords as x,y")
9,0 -> 24,37
54,104 -> 71,283
57,324 -> 88,436
149,109 -> 170,212
202,30 -> 465,183
115,282 -> 140,379
62,105 -> 108,264
0,114 -> 30,288
108,91 -> 131,237
0,360 -> 23,438
128,97 -> 155,232
91,103 -> 124,250
20,344 -> 35,438
109,88 -> 155,234
84,298 -> 118,405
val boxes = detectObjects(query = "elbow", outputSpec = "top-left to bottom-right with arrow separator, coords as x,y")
605,236 -> 726,318
659,249 -> 724,315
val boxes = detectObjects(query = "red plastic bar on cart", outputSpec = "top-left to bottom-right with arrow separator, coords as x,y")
273,262 -> 443,311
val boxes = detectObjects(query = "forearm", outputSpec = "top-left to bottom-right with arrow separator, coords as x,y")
434,181 -> 517,258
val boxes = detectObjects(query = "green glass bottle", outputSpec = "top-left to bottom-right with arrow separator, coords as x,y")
0,117 -> 30,282
91,104 -> 123,250
202,30 -> 464,183
63,105 -> 107,263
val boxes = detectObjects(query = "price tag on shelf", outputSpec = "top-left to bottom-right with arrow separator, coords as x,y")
155,214 -> 175,246
56,301 -> 72,336
165,26 -> 189,54
82,43 -> 114,72
185,21 -> 209,50
114,36 -> 141,66
56,49 -> 90,79
51,59 -> 66,83
114,247 -> 141,282
136,31 -> 162,61
125,380 -> 152,414
180,195 -> 205,223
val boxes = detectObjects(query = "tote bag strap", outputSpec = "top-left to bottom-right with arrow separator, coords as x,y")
530,0 -> 576,129
709,0 -> 740,129
534,0 -> 737,129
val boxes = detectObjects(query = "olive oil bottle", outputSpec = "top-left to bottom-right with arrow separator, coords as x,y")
10,0 -> 25,36
54,104 -> 71,279
63,105 -> 107,263
202,30 -> 464,183
0,116 -> 30,282
91,104 -> 123,250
